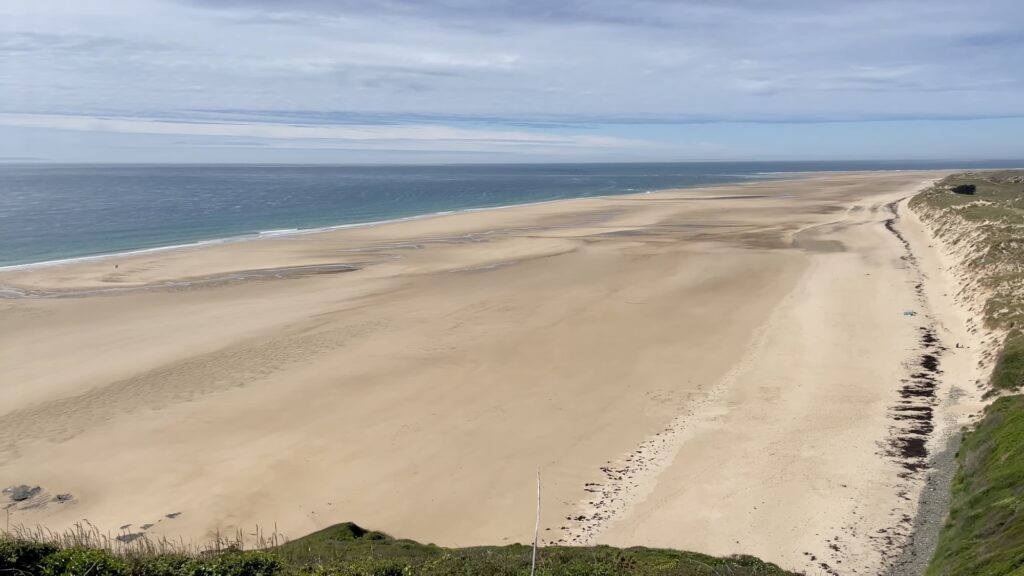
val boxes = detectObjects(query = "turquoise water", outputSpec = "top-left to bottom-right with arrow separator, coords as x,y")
0,161 -> 1018,268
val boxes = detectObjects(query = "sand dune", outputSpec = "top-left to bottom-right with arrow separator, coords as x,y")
0,172 -> 982,574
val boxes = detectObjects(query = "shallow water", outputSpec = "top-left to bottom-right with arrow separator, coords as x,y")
1,160 -> 1018,267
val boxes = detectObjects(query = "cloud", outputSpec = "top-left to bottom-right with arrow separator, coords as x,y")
0,32 -> 128,55
181,0 -> 690,28
0,112 -> 652,152
1,0 -> 1022,161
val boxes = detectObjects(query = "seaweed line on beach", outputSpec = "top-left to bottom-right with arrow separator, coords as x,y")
873,200 -> 948,574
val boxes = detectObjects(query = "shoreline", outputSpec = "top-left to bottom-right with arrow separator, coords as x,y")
0,168 -> 822,273
0,173 -> 839,293
5,166 -> 1005,274
0,196 -> 578,273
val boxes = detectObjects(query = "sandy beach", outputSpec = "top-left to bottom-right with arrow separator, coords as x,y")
0,171 -> 983,575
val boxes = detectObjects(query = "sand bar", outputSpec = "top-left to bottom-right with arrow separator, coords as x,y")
0,171 -> 979,575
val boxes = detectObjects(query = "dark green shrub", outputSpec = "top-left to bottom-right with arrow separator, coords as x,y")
39,547 -> 128,576
0,538 -> 60,571
180,550 -> 282,576
128,554 -> 192,576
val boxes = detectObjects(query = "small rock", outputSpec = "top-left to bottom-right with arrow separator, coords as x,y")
165,512 -> 181,519
4,485 -> 42,502
54,494 -> 73,503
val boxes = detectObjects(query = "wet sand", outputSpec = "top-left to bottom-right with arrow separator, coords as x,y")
0,171 -> 978,574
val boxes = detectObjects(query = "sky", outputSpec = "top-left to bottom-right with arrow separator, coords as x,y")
1,0 -> 1023,163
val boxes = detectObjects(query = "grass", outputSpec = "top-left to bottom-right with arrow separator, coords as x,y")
0,522 -> 799,576
911,171 -> 1024,575
992,332 -> 1024,393
926,395 -> 1024,575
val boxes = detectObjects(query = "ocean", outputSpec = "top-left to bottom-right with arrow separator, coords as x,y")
0,160 -> 1018,268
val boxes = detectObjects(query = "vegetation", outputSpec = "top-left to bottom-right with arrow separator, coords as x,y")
992,336 -> 1024,393
910,171 -> 1024,393
0,522 -> 798,576
927,395 -> 1024,575
911,171 -> 1024,575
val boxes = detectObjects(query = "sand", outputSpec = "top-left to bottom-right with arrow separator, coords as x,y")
0,171 -> 981,574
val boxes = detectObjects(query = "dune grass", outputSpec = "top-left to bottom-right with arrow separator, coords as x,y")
912,171 -> 1024,575
911,171 -> 1024,395
991,333 -> 1024,393
0,521 -> 798,576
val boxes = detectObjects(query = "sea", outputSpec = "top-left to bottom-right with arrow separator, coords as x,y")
1,160 -> 1019,269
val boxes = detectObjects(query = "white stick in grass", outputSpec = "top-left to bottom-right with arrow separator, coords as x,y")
531,468 -> 541,576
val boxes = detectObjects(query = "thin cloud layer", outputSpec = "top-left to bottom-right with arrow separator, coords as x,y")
1,0 -> 1022,161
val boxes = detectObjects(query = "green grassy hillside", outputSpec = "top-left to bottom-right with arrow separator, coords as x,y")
0,522 -> 797,576
927,395 -> 1024,575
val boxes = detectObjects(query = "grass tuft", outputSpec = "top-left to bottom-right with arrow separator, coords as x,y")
991,332 -> 1024,393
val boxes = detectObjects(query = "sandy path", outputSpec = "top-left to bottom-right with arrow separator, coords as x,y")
0,171 -> 963,574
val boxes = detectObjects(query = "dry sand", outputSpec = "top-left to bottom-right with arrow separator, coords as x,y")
0,171 -> 981,574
